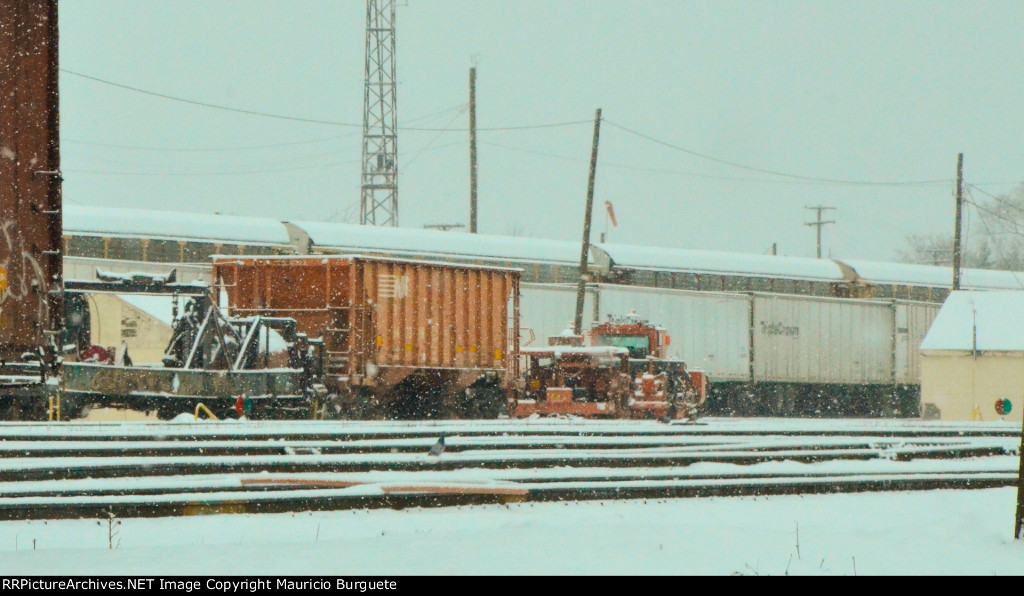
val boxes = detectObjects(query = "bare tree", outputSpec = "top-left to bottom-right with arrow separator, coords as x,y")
897,234 -> 993,268
968,183 -> 1024,270
899,183 -> 1024,271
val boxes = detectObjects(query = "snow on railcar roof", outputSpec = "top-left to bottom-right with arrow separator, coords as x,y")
290,220 -> 584,265
842,259 -> 1024,290
593,243 -> 845,281
64,205 -> 291,246
920,290 -> 1024,351
211,253 -> 524,273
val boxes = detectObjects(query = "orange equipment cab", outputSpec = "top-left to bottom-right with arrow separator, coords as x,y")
514,312 -> 708,421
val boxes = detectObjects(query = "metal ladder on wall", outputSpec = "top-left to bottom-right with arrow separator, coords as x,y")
324,305 -> 369,377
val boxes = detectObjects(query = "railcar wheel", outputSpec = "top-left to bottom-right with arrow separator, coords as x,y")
2,397 -> 47,421
470,386 -> 505,419
458,384 -> 505,419
155,404 -> 180,421
322,389 -> 378,420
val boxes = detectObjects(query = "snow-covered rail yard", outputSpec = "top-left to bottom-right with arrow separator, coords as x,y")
1,418 -> 1019,521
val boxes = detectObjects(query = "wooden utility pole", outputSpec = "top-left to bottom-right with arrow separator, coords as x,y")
469,67 -> 478,234
804,206 -> 835,259
952,153 -> 964,290
574,109 -> 602,334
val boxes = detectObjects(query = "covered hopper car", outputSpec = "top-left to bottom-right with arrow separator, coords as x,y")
213,255 -> 521,419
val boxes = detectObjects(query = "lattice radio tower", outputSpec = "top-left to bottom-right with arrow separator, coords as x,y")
360,0 -> 399,226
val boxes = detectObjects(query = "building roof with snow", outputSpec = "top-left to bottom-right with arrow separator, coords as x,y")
920,290 -> 1024,352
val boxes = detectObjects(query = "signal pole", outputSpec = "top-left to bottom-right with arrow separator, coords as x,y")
804,206 -> 835,259
574,109 -> 602,334
469,66 -> 478,233
952,153 -> 964,290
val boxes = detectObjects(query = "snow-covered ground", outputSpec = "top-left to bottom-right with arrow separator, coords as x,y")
1,488 -> 1022,575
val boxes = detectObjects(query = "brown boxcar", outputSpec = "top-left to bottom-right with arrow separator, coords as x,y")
213,255 -> 521,418
0,0 -> 63,417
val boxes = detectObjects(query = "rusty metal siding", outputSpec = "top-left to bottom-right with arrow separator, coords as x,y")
214,256 -> 519,375
0,0 -> 62,363
360,259 -> 513,370
218,258 -> 335,336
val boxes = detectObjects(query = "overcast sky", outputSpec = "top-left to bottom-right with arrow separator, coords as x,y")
57,0 -> 1024,262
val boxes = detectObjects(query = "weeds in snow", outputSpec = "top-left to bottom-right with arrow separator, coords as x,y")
97,513 -> 121,550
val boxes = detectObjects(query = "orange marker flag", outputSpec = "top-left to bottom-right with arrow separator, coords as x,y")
605,201 -> 618,227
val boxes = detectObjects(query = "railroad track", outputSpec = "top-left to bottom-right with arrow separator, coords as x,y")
0,417 -> 1019,440
0,418 -> 1019,520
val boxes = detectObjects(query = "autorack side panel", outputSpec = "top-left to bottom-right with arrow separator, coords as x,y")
518,283 -> 597,346
894,300 -> 940,385
751,293 -> 893,384
594,284 -> 752,382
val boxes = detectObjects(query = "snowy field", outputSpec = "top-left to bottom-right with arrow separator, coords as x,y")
0,488 -> 1022,575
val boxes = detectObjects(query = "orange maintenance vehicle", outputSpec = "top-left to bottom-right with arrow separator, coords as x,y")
514,312 -> 707,421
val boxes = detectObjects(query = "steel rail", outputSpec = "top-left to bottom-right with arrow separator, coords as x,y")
0,434 -> 1006,458
0,419 -> 1018,442
0,471 -> 1015,521
0,442 -> 1016,482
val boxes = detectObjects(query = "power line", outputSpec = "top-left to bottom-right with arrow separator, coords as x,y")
63,161 -> 351,177
967,184 -> 1024,227
70,147 -> 358,171
64,138 -> 463,178
968,183 -> 1024,208
63,68 -> 587,132
407,119 -> 592,132
481,140 -> 945,187
965,195 -> 1024,235
402,109 -> 469,169
61,104 -> 466,153
67,135 -> 352,152
964,191 -> 1024,289
602,118 -> 952,187
323,201 -> 361,223
61,69 -> 361,127
966,181 -> 1024,188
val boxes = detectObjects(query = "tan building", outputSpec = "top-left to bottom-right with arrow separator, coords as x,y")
85,294 -> 176,365
920,290 -> 1024,422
